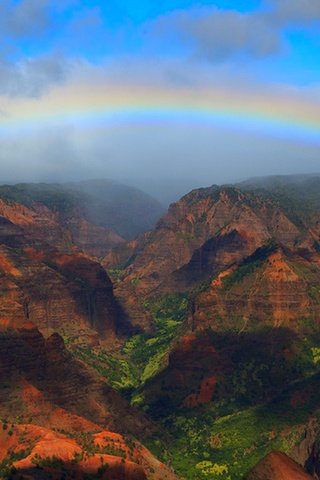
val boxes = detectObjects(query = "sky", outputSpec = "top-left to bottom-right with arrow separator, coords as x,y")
0,0 -> 319,202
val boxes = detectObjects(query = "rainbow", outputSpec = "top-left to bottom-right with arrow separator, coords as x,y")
1,83 -> 320,144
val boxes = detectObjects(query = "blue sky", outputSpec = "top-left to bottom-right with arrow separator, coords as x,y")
0,0 -> 319,199
8,0 -> 319,84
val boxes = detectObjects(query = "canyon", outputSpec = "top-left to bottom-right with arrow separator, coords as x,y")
1,175 -> 320,479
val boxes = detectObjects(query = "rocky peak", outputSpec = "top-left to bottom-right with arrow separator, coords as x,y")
115,186 -> 304,301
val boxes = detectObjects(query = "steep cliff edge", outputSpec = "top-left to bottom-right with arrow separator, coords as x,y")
0,213 -> 127,342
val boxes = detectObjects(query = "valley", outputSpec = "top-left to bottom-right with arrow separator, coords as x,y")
1,175 -> 320,479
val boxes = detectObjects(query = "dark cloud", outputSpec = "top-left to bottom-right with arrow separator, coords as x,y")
271,0 -> 320,23
150,0 -> 320,63
0,54 -> 70,97
0,1 -> 80,97
188,9 -> 277,60
0,0 -> 51,39
152,7 -> 280,62
0,0 -> 80,39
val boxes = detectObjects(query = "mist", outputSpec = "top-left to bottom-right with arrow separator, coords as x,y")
0,119 -> 319,204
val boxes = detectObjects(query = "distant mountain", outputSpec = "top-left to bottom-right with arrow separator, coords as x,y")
239,173 -> 320,188
65,179 -> 166,239
0,179 -> 165,242
238,173 -> 320,222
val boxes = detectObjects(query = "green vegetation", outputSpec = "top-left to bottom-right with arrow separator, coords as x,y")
108,267 -> 125,283
31,454 -> 65,469
69,293 -> 188,394
140,325 -> 320,479
145,373 -> 320,479
308,286 -> 320,303
195,461 -> 229,478
72,344 -> 138,392
311,347 -> 320,365
0,449 -> 31,479
123,293 -> 188,385
241,176 -> 320,228
66,285 -> 320,479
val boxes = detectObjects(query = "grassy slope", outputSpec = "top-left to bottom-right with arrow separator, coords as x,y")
67,293 -> 188,397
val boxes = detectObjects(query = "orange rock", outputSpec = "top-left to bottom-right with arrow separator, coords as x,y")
246,451 -> 313,479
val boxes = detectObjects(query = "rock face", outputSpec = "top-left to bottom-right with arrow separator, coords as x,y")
22,251 -> 124,338
141,326 -> 314,415
190,247 -> 320,333
0,209 -> 128,341
114,187 -> 302,294
290,419 -> 320,480
0,195 -> 124,257
141,235 -> 320,412
245,451 -> 313,480
0,323 -> 142,433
